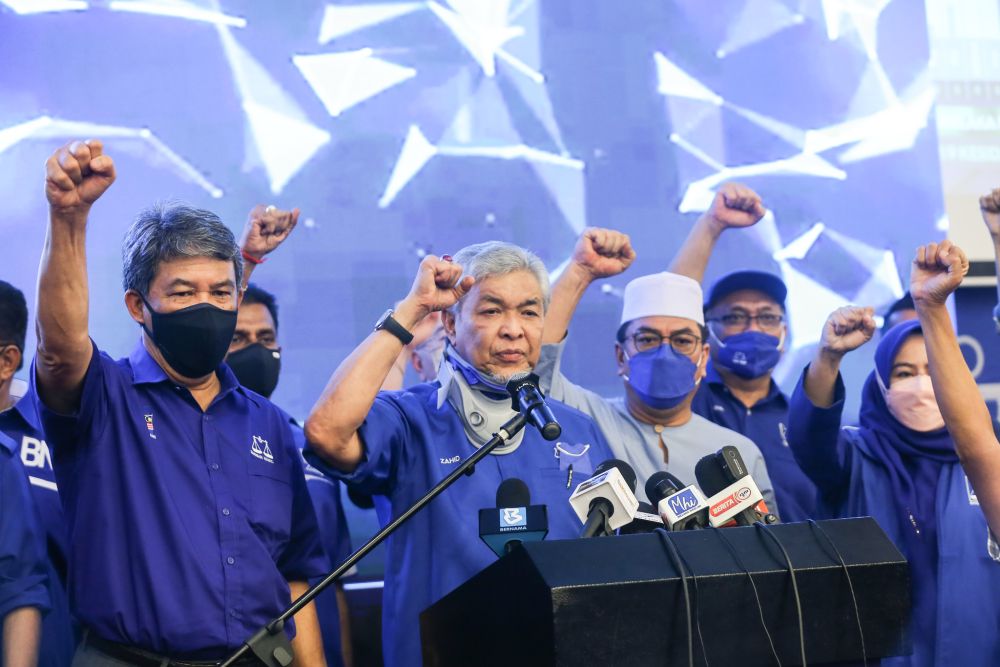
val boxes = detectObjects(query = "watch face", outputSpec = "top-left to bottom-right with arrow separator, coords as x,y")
376,309 -> 393,329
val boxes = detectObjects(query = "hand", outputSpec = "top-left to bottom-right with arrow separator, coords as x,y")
570,228 -> 636,281
398,256 -> 475,325
819,306 -> 876,358
239,204 -> 300,260
45,140 -> 116,216
705,182 -> 766,233
980,188 -> 1000,238
911,240 -> 968,307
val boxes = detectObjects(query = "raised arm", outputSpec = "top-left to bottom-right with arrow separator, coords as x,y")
304,257 -> 473,471
35,140 -> 116,414
803,306 -> 876,408
667,183 -> 766,282
979,189 -> 1000,314
542,228 -> 635,344
238,204 -> 300,288
910,240 -> 1000,533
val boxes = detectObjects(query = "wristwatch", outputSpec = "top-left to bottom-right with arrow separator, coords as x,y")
375,309 -> 414,345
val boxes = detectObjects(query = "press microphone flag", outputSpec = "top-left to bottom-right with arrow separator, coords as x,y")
695,446 -> 777,527
646,471 -> 710,531
479,478 -> 548,557
569,459 -> 639,536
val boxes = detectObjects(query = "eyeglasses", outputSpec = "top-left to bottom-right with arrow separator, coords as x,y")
707,312 -> 784,332
628,330 -> 702,356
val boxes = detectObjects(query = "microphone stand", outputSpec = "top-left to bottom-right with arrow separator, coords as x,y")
219,411 -> 530,667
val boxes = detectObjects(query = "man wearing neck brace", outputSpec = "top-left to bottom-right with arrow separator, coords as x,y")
535,228 -> 776,512
303,242 -> 613,667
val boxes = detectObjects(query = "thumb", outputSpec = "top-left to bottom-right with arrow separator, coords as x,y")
453,275 -> 475,300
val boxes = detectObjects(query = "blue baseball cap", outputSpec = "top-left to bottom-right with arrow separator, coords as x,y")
705,270 -> 787,310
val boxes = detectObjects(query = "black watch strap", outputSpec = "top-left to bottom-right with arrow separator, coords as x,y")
375,309 -> 414,345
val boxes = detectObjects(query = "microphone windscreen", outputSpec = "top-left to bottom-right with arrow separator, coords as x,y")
594,458 -> 638,493
496,478 -> 531,508
694,454 -> 731,497
645,471 -> 679,506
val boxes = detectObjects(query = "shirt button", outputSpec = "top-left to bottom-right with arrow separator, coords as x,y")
211,463 -> 220,471
227,556 -> 235,565
222,508 -> 231,516
205,415 -> 213,422
229,609 -> 238,618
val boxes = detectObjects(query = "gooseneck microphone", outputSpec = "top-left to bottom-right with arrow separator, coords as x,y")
506,373 -> 561,441
569,459 -> 640,538
479,478 -> 549,557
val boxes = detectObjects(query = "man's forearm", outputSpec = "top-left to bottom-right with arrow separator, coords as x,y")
993,235 -> 1000,306
3,606 -> 40,667
667,214 -> 723,283
289,581 -> 326,667
542,264 -> 592,344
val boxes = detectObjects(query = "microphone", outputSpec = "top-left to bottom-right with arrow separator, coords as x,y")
479,478 -> 548,557
569,459 -> 639,538
506,373 -> 561,441
618,501 -> 666,535
695,446 -> 778,527
646,471 -> 710,531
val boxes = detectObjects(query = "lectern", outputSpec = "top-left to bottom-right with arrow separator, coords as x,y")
421,518 -> 910,666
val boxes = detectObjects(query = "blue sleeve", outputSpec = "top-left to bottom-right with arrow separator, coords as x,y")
276,422 -> 330,582
787,365 -> 853,503
0,452 -> 50,618
304,391 -> 409,497
31,339 -> 109,453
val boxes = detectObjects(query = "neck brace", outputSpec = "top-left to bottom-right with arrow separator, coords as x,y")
437,351 -> 524,454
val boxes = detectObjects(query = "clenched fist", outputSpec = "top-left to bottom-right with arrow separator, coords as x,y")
706,182 -> 766,231
911,240 -> 968,307
980,188 -> 1000,238
45,139 -> 115,215
402,255 -> 476,321
819,306 -> 876,357
240,204 -> 299,261
570,228 -> 636,281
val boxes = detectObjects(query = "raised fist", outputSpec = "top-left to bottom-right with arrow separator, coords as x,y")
819,306 -> 876,357
706,182 -> 766,231
570,228 -> 636,281
911,240 -> 968,307
980,188 -> 1000,237
45,140 -> 115,214
240,204 -> 299,260
403,255 -> 475,319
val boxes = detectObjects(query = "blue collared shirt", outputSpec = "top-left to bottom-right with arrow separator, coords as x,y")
33,340 -> 328,659
0,392 -> 76,667
306,382 -> 614,667
0,435 -> 49,622
691,363 -> 819,522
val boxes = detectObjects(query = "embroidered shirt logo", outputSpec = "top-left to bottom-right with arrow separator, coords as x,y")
251,435 -> 274,463
440,455 -> 461,465
144,414 -> 157,440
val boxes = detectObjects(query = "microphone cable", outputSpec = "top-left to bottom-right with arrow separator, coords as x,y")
673,540 -> 710,667
755,523 -> 807,666
807,519 -> 869,666
655,529 -> 694,667
711,527 -> 782,666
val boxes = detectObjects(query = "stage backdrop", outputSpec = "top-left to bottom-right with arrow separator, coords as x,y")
0,0 -> 947,424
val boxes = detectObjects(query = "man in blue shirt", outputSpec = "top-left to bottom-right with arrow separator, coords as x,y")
669,185 -> 819,521
226,282 -> 353,667
303,242 -> 615,667
33,139 -> 328,664
0,280 -> 75,667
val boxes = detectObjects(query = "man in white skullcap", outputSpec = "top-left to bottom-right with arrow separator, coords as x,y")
535,228 -> 776,511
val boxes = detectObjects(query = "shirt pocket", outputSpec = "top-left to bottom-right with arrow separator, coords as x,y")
245,458 -> 293,550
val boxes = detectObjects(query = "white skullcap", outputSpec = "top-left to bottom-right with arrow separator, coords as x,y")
620,272 -> 705,327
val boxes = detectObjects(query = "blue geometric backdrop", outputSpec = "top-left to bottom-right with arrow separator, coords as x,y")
0,0 -> 944,424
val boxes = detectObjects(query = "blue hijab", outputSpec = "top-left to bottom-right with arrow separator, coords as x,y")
858,318 -> 958,647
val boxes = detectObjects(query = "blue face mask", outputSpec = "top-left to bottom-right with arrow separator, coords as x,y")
712,330 -> 783,380
443,344 -> 510,396
624,345 -> 701,410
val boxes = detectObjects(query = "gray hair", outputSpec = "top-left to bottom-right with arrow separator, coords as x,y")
121,202 -> 243,296
449,241 -> 550,315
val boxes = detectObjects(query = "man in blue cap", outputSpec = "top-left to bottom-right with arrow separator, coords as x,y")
670,189 -> 819,521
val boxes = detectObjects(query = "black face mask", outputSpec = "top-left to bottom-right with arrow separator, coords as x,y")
141,297 -> 238,379
226,343 -> 282,398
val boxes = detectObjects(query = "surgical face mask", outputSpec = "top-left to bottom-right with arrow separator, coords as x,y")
712,329 -> 783,379
141,296 -> 237,379
880,374 -> 945,433
623,344 -> 701,410
227,343 -> 281,397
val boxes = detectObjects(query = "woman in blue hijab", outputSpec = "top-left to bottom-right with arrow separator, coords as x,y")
787,241 -> 1000,667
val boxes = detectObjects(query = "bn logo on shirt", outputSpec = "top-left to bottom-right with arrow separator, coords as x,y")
500,507 -> 526,531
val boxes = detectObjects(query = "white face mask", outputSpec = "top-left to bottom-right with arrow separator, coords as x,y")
878,373 -> 946,433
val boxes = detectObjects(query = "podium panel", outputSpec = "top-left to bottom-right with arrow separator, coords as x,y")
421,518 -> 910,666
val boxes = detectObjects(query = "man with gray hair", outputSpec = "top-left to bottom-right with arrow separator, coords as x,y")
33,140 -> 328,665
304,241 -> 614,667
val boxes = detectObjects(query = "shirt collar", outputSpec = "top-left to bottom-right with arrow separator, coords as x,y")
705,360 -> 788,407
12,393 -> 41,432
129,339 -> 254,406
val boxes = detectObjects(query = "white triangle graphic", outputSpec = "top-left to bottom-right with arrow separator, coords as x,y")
295,49 -> 416,117
242,101 -> 331,194
319,2 -> 423,43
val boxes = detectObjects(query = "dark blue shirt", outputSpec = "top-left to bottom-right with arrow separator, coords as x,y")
33,340 -> 328,659
306,382 -> 614,667
691,362 -> 819,522
0,393 -> 75,666
0,435 -> 49,624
